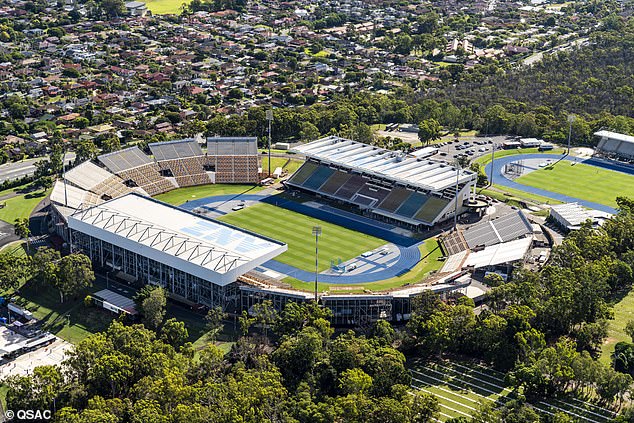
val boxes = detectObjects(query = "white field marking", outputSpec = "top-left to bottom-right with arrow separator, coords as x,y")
410,370 -> 500,399
570,398 -> 617,417
538,401 -> 605,423
429,366 -> 604,423
413,379 -> 491,405
411,371 -> 570,420
432,362 -> 512,392
414,366 -> 506,396
413,386 -> 478,411
449,362 -> 615,419
408,390 -> 472,418
541,397 -> 615,421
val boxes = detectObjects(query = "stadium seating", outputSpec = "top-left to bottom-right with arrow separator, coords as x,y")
157,157 -> 211,187
303,166 -> 335,191
377,188 -> 412,213
288,162 -> 319,185
333,175 -> 366,199
118,164 -> 177,196
353,184 -> 391,206
414,197 -> 450,223
395,192 -> 429,218
319,171 -> 352,195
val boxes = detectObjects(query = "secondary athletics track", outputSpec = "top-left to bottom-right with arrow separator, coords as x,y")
484,153 -> 634,214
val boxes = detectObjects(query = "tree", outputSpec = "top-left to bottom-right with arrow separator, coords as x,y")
101,0 -> 125,17
37,175 -> 53,192
56,253 -> 95,303
204,306 -> 227,341
31,247 -> 60,292
13,217 -> 30,252
625,320 -> 634,342
417,119 -> 441,145
299,121 -> 320,142
339,368 -> 372,395
160,318 -> 188,348
141,287 -> 167,330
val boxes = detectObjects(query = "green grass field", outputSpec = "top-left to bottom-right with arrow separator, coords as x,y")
217,202 -> 385,272
144,0 -> 190,14
473,147 -> 565,166
284,238 -> 443,292
515,162 -> 634,208
154,184 -> 264,206
0,186 -> 48,223
261,157 -> 303,177
602,290 -> 634,363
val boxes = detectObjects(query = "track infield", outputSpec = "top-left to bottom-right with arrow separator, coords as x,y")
216,202 -> 386,272
514,161 -> 634,208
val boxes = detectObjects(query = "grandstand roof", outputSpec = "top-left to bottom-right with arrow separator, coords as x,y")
98,147 -> 154,174
68,194 -> 287,285
207,137 -> 258,156
292,137 -> 475,191
149,139 -> 204,161
65,160 -> 119,191
50,180 -> 102,210
595,130 -> 634,145
462,210 -> 533,249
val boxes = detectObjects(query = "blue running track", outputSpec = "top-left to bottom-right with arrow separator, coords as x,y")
485,153 -> 622,214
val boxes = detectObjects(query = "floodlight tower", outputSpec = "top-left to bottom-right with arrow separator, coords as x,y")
312,226 -> 322,302
266,109 -> 273,176
567,114 -> 576,156
453,159 -> 461,230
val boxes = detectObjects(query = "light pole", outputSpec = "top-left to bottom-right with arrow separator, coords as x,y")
453,160 -> 461,230
266,109 -> 273,177
567,114 -> 575,156
312,226 -> 321,302
489,139 -> 495,187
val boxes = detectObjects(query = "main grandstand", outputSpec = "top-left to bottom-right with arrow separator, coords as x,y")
149,138 -> 212,187
206,137 -> 259,183
288,136 -> 477,229
595,130 -> 634,161
69,193 -> 288,307
98,146 -> 177,196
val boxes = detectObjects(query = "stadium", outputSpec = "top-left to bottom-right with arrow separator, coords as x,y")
48,135 -> 546,324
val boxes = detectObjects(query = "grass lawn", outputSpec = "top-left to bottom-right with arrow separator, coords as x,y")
515,161 -> 634,208
144,0 -> 190,14
479,186 -> 564,207
217,202 -> 385,272
601,290 -> 634,363
284,238 -> 443,293
0,186 -> 49,223
261,157 -> 303,177
154,184 -> 264,206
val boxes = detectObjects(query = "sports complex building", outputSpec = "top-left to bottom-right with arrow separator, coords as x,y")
46,135 -> 537,325
595,130 -> 634,161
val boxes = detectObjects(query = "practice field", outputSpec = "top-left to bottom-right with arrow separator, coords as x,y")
144,0 -> 190,14
515,161 -> 634,208
217,202 -> 385,272
602,289 -> 634,363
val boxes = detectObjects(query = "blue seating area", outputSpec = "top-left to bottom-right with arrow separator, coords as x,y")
320,171 -> 352,194
395,192 -> 429,218
377,188 -> 411,213
303,166 -> 335,190
334,175 -> 366,199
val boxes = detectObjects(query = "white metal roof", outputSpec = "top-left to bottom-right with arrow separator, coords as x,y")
50,180 -> 102,209
65,160 -> 119,191
292,137 -> 475,192
68,194 -> 287,285
463,237 -> 532,269
595,130 -> 634,145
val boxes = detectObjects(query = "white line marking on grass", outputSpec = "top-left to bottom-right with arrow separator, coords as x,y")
538,401 -> 604,423
413,386 -> 478,411
413,367 -> 506,397
410,370 -> 499,400
408,391 -> 473,418
570,398 -> 617,417
432,362 -> 512,392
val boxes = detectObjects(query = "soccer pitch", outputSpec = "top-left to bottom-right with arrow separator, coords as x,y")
514,161 -> 634,207
217,203 -> 386,271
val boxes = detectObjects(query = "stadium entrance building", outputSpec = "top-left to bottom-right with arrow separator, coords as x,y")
288,137 -> 477,230
68,193 -> 287,308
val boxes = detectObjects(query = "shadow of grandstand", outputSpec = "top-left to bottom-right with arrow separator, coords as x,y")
206,186 -> 264,208
261,194 -> 421,247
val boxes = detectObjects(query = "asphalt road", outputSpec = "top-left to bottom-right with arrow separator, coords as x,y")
0,152 -> 76,184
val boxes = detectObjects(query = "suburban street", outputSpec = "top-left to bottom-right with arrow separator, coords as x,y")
0,152 -> 76,184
